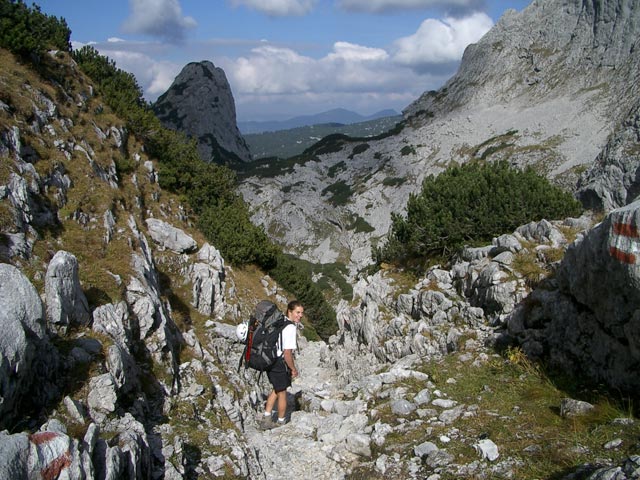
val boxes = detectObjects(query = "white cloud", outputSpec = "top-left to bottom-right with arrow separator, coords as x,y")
326,42 -> 389,62
230,46 -> 315,94
337,0 -> 482,13
230,0 -> 315,16
393,12 -> 492,70
226,42 -> 396,96
321,42 -> 393,90
83,43 -> 181,101
122,0 -> 197,43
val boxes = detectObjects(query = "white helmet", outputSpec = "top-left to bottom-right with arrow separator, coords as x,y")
235,323 -> 248,342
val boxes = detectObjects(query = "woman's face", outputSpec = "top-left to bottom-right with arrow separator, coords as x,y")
289,306 -> 304,323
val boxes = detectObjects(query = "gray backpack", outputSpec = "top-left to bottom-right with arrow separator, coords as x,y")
238,300 -> 291,372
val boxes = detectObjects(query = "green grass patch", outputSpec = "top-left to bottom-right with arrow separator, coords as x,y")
348,143 -> 370,159
370,349 -> 639,479
382,176 -> 405,187
400,145 -> 416,156
328,160 -> 347,178
322,180 -> 353,206
233,154 -> 319,180
349,214 -> 375,234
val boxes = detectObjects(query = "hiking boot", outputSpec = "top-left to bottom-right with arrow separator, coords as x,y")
274,419 -> 288,428
259,415 -> 277,430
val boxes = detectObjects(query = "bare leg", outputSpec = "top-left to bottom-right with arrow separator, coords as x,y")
265,390 -> 278,414
276,390 -> 287,419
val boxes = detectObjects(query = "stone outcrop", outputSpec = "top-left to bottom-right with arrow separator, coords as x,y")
127,216 -> 184,394
45,250 -> 90,332
145,218 -> 197,253
188,243 -> 226,318
0,264 -> 51,429
577,100 -> 640,211
153,61 -> 251,165
507,200 -> 640,393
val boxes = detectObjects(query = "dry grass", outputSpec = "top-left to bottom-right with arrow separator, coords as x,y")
369,349 -> 640,479
511,249 -> 549,287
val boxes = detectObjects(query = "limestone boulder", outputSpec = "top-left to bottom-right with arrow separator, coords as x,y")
45,250 -> 90,332
557,200 -> 640,340
0,264 -> 48,429
145,218 -> 197,253
189,243 -> 226,317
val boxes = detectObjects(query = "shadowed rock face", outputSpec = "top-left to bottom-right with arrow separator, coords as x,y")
153,61 -> 251,165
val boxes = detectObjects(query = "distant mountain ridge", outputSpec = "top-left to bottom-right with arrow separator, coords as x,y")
243,114 -> 403,159
238,108 -> 399,134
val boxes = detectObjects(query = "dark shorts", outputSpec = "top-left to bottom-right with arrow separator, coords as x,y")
266,357 -> 291,393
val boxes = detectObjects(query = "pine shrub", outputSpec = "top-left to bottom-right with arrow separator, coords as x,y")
0,0 -> 71,57
377,160 -> 583,264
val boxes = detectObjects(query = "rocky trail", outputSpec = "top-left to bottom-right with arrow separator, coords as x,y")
242,339 -> 350,479
237,331 -> 504,479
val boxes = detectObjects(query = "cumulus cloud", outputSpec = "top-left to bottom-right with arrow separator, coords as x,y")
230,0 -> 315,16
230,46 -> 315,94
326,42 -> 389,62
107,49 -> 182,97
337,0 -> 483,14
225,41 -> 397,96
74,39 -> 181,101
393,12 -> 492,70
122,0 -> 197,43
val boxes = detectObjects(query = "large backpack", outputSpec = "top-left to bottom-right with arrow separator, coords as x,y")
238,300 -> 291,372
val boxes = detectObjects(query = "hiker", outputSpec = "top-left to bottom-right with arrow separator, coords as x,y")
260,300 -> 303,429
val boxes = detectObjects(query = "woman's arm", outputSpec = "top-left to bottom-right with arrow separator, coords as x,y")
283,349 -> 298,377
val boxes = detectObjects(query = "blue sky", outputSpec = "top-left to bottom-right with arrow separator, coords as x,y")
34,0 -> 531,121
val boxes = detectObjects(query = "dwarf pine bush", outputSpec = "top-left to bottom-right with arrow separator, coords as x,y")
377,160 -> 583,264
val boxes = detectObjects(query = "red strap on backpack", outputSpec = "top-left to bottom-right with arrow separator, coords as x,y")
245,330 -> 253,362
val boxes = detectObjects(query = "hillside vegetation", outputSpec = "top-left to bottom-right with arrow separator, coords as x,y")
71,48 -> 338,339
0,0 -> 337,340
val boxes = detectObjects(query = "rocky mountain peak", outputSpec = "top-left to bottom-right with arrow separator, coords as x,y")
153,60 -> 252,165
404,0 -> 640,121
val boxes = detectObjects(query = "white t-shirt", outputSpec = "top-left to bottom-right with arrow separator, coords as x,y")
277,322 -> 297,356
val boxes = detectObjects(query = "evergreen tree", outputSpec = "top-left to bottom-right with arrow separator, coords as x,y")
0,0 -> 71,56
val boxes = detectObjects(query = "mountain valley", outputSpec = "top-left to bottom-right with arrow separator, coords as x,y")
1,1 -> 640,479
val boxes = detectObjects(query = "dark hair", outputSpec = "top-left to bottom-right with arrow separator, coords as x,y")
287,300 -> 302,314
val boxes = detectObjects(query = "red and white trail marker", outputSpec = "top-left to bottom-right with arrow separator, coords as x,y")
609,221 -> 640,264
